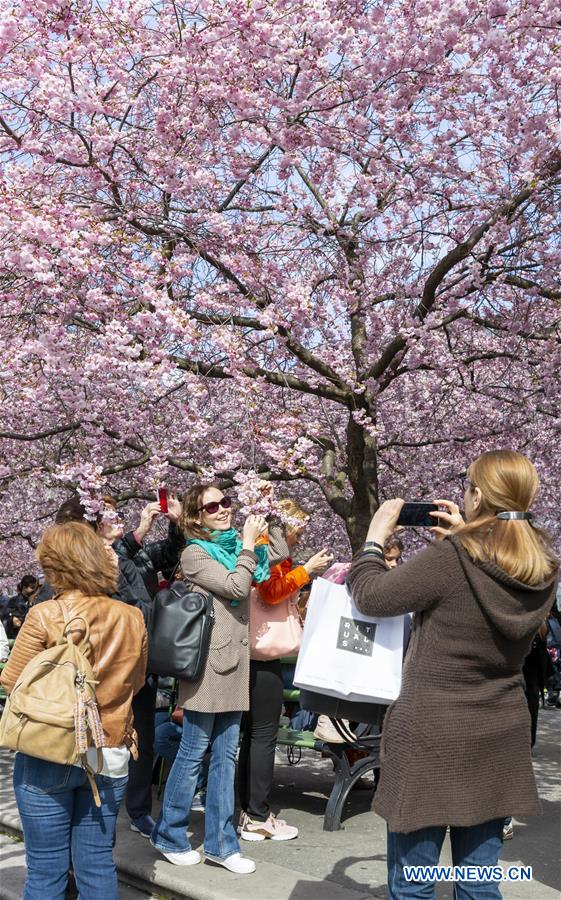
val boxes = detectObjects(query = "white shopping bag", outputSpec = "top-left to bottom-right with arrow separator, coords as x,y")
294,577 -> 404,704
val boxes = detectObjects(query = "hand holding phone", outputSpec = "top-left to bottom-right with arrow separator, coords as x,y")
429,499 -> 464,539
157,487 -> 168,514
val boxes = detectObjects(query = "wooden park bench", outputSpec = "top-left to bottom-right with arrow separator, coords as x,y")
277,676 -> 385,832
2,644 -> 385,832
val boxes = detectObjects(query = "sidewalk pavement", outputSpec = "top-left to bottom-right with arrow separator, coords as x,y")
0,713 -> 559,899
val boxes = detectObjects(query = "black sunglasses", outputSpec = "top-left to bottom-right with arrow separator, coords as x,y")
460,472 -> 475,492
198,496 -> 233,515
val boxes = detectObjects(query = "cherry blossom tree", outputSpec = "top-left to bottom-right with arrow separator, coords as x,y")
1,0 -> 561,583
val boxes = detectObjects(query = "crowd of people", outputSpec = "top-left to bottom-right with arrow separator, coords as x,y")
0,449 -> 560,899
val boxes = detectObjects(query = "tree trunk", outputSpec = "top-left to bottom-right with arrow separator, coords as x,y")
344,415 -> 379,553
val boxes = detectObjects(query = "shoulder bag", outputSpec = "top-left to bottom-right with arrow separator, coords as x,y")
250,587 -> 303,661
148,580 -> 214,681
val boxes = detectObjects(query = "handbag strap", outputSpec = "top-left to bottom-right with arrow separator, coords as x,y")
167,560 -> 182,583
177,576 -> 214,606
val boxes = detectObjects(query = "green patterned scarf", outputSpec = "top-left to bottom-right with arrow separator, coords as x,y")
187,528 -> 270,606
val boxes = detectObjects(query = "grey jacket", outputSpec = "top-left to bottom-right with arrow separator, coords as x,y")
178,525 -> 289,713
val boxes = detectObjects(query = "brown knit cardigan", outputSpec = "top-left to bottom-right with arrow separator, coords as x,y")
347,535 -> 556,833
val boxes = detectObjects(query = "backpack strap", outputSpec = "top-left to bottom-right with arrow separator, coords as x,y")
80,753 -> 102,808
54,597 -> 91,653
55,596 -> 103,808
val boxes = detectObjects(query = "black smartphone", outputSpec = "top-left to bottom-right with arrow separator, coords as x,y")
397,502 -> 439,527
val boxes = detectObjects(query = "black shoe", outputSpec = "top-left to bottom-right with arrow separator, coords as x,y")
65,870 -> 78,899
130,814 -> 156,837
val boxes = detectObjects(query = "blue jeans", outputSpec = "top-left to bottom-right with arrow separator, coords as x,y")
13,753 -> 127,900
153,719 -> 209,794
388,820 -> 504,899
290,708 -> 318,731
281,662 -> 296,690
154,718 -> 182,762
152,710 -> 241,858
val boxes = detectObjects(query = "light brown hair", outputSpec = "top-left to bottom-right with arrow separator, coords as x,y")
278,498 -> 310,536
37,522 -> 118,596
180,482 -> 219,540
454,450 -> 558,586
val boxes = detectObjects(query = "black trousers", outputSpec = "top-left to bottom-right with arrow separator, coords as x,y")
126,676 -> 157,820
524,676 -> 540,747
238,659 -> 283,822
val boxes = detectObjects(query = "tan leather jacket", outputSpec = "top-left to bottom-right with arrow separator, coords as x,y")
1,591 -> 147,749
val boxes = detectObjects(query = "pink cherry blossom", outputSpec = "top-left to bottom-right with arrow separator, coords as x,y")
1,0 -> 561,585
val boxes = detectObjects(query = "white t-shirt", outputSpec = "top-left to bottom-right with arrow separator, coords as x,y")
73,745 -> 130,778
0,620 -> 9,662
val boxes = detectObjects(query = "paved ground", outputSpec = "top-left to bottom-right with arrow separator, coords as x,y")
0,712 -> 559,899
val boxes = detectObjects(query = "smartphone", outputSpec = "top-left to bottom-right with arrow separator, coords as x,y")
157,487 -> 168,514
397,502 -> 439,527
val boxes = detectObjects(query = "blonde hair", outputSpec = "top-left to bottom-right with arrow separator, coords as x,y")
454,450 -> 558,586
37,522 -> 118,596
278,498 -> 310,536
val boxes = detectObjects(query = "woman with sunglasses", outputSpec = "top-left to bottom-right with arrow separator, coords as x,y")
347,450 -> 558,899
151,483 -> 289,875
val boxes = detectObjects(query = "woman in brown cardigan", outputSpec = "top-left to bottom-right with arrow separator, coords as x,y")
151,483 -> 288,875
347,450 -> 557,899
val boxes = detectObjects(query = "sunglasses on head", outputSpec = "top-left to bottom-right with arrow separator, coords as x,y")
460,472 -> 475,492
198,496 -> 233,515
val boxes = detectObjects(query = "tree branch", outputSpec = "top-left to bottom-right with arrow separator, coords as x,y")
170,355 -> 352,405
101,452 -> 152,476
416,165 -> 561,324
185,308 -> 348,389
364,156 -> 561,383
378,425 -> 511,451
218,145 -> 277,212
0,115 -> 22,146
0,423 -> 80,441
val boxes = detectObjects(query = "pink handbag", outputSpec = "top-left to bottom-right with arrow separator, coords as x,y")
322,561 -> 351,584
249,587 -> 303,661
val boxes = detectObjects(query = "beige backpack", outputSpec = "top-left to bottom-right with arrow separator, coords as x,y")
0,600 -> 105,805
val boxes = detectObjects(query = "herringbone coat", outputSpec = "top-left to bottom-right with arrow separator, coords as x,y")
178,525 -> 289,713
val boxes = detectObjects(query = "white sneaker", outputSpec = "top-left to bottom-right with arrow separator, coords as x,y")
313,715 -> 355,743
205,852 -> 256,874
238,811 -> 299,841
150,840 -> 201,866
502,820 -> 514,841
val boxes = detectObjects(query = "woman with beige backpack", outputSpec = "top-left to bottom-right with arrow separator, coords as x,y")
0,521 -> 147,900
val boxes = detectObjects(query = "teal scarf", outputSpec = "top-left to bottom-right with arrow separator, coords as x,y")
187,528 -> 271,607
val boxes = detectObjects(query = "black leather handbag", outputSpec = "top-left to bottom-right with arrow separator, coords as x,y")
147,581 -> 214,681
